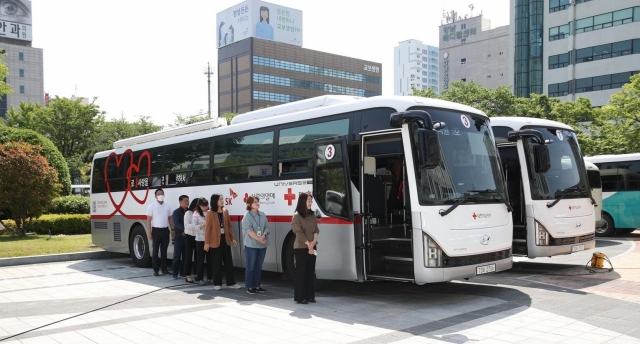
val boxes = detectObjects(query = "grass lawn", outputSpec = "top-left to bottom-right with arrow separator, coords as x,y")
0,234 -> 101,258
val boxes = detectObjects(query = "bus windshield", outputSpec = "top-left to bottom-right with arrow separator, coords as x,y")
523,127 -> 587,200
410,108 -> 506,206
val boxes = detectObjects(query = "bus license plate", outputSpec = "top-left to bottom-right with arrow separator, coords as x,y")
476,264 -> 496,275
572,244 -> 585,253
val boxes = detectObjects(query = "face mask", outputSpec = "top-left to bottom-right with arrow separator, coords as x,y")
157,195 -> 165,202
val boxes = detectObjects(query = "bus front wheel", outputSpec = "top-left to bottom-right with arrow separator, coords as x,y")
284,236 -> 330,291
129,225 -> 151,268
596,213 -> 616,237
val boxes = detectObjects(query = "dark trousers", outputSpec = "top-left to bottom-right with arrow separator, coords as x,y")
195,241 -> 213,281
212,234 -> 236,286
294,248 -> 316,302
184,234 -> 196,277
171,234 -> 185,277
152,227 -> 170,272
244,247 -> 267,289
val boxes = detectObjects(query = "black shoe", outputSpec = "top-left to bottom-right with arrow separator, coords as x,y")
153,271 -> 159,276
162,269 -> 170,275
255,287 -> 267,293
296,300 -> 308,304
308,299 -> 316,303
247,288 -> 257,295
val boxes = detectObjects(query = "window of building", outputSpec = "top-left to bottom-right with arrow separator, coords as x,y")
18,52 -> 23,60
461,24 -> 467,30
574,39 -> 637,64
574,71 -> 638,94
549,0 -> 571,13
571,7 -> 636,35
19,86 -> 24,93
548,81 -> 571,97
252,56 -> 382,85
487,54 -> 492,57
214,131 -> 274,183
499,52 -> 504,55
19,69 -> 24,77
549,23 -> 571,41
487,75 -> 492,78
549,52 -> 571,69
461,78 -> 467,82
461,58 -> 466,65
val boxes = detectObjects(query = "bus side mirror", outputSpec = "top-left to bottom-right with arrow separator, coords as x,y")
533,144 -> 551,173
418,129 -> 442,169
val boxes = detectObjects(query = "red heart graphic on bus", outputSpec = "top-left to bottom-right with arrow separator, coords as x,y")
104,150 -> 133,213
127,151 -> 152,204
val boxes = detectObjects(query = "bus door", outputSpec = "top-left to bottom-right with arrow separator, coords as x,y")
497,144 -> 528,256
312,136 -> 357,280
360,131 -> 414,281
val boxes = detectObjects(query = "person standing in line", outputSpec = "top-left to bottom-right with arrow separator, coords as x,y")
193,198 -> 212,285
147,189 -> 174,276
242,196 -> 269,295
183,198 -> 199,283
205,194 -> 241,290
171,195 -> 189,280
291,192 -> 319,304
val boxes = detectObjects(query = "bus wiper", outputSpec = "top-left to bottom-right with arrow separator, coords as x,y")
475,189 -> 513,212
439,193 -> 477,217
546,185 -> 594,208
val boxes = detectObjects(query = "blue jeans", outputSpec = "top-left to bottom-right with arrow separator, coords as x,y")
171,234 -> 185,277
244,247 -> 266,289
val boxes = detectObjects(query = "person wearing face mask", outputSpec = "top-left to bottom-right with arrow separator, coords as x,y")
147,189 -> 175,276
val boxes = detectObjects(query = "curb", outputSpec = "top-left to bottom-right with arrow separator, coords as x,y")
0,251 -> 128,267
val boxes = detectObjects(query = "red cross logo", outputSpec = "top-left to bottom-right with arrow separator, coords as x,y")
472,212 -> 477,220
569,205 -> 572,211
284,188 -> 296,206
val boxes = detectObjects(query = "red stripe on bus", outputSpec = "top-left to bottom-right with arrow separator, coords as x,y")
92,214 -> 352,225
91,215 -> 147,220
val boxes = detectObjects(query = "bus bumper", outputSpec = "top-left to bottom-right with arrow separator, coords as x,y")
527,238 -> 596,258
415,257 -> 512,284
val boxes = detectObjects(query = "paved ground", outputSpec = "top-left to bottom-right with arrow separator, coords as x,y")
1,233 -> 639,344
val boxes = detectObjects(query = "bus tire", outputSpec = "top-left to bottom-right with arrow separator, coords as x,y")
129,225 -> 151,268
284,235 -> 330,291
596,213 -> 615,237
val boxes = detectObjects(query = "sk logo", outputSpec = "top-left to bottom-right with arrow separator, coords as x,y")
229,188 -> 238,199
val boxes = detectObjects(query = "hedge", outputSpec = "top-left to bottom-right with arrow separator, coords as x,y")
0,126 -> 71,195
2,214 -> 90,235
48,196 -> 90,214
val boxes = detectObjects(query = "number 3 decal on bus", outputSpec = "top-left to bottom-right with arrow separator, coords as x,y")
461,115 -> 471,129
325,144 -> 335,160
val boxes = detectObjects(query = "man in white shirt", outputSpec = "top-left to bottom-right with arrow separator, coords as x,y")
147,189 -> 174,276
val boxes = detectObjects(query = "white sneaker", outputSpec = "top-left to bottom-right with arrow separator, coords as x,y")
213,285 -> 222,290
227,284 -> 241,289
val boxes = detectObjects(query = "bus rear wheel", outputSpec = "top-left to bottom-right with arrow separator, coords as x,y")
284,236 -> 330,291
130,226 -> 151,268
596,213 -> 615,237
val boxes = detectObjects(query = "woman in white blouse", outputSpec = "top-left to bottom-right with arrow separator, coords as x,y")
183,198 -> 199,283
193,198 -> 212,285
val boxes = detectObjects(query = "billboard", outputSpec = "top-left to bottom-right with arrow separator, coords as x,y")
216,0 -> 302,48
0,0 -> 32,42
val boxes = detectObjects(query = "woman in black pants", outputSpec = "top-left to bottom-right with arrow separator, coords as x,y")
205,194 -> 240,290
183,198 -> 200,283
291,192 -> 319,304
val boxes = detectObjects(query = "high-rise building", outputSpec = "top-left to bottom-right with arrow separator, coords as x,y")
510,0 -> 640,106
439,12 -> 510,92
393,40 -> 439,96
0,0 -> 42,118
216,1 -> 381,114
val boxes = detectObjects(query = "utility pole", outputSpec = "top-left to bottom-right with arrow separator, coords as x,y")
204,62 -> 214,117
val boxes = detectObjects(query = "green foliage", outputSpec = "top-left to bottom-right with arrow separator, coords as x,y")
0,126 -> 71,195
2,214 -> 90,235
48,196 -> 90,215
0,142 -> 61,236
169,110 -> 210,128
222,112 -> 238,125
0,53 -> 12,99
86,115 -> 163,160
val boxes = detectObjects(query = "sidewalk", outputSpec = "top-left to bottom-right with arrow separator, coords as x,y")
0,251 -> 126,267
521,232 -> 640,303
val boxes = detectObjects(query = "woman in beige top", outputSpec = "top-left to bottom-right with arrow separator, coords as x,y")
205,194 -> 240,290
291,192 -> 319,304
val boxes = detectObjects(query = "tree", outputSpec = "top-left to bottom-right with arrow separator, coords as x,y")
0,142 -> 61,236
221,112 -> 238,125
86,115 -> 163,160
4,102 -> 47,132
0,126 -> 71,195
0,53 -> 12,101
168,110 -> 210,128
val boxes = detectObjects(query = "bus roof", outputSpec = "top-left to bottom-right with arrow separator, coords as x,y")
584,160 -> 598,171
490,117 -> 574,131
585,153 -> 640,164
94,95 -> 487,159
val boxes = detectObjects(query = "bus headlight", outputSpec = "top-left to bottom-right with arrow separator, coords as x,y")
423,233 -> 442,267
536,221 -> 549,246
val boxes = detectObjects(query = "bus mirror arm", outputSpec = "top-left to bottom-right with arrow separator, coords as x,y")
507,129 -> 546,144
390,110 -> 435,129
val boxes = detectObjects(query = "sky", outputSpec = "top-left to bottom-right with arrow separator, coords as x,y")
31,0 -> 510,126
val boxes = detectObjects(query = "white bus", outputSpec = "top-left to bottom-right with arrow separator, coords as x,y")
491,117 -> 596,257
90,95 -> 513,285
585,153 -> 640,236
584,160 -> 606,234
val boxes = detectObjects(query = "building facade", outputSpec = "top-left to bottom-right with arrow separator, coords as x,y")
510,0 -> 640,106
218,38 -> 382,114
393,39 -> 439,96
439,14 -> 510,92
